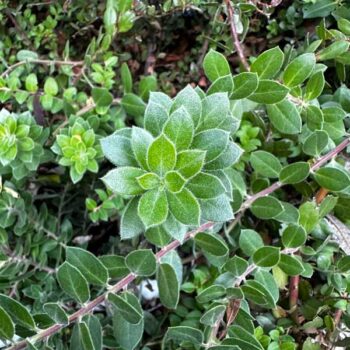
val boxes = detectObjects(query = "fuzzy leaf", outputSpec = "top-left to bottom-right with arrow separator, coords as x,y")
144,102 -> 169,136
203,49 -> 231,82
231,72 -> 258,99
278,254 -> 304,276
200,194 -> 234,222
131,127 -> 153,170
175,150 -> 206,179
164,171 -> 186,193
44,303 -> 68,325
279,162 -> 310,184
303,130 -> 329,156
108,292 -> 143,324
0,306 -> 14,340
195,232 -> 228,257
250,151 -> 282,178
120,198 -> 145,239
125,249 -> 156,276
239,229 -> 264,256
157,263 -> 179,309
200,305 -> 226,326
187,173 -> 225,199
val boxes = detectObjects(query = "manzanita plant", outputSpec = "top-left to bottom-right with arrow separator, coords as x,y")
2,1 -> 350,350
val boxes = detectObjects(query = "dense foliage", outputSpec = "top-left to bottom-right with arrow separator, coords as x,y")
2,1 -> 350,349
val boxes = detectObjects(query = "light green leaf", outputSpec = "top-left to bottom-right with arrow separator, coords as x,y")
239,229 -> 264,256
279,162 -> 310,184
299,201 -> 319,233
203,49 -> 231,82
66,247 -> 108,286
167,188 -> 200,226
278,254 -> 304,276
303,130 -> 329,156
108,292 -> 143,324
323,107 -> 346,123
57,262 -> 90,304
102,167 -> 146,195
0,306 -> 14,340
17,49 -> 39,61
187,173 -> 225,199
138,189 -> 168,228
207,75 -> 234,95
121,63 -> 133,93
131,127 -> 153,170
195,232 -> 228,257
267,99 -> 302,134
282,225 -> 307,248
253,246 -> 281,267
305,72 -> 325,101
248,80 -> 289,104
175,150 -> 206,179
205,142 -> 243,170
137,172 -> 160,190
251,196 -> 284,219
163,106 -> 194,150
250,46 -> 284,79
144,101 -> 169,136
120,198 -> 144,239
303,0 -> 336,18
157,263 -> 179,309
283,53 -> 316,87
200,194 -> 234,222
318,41 -> 350,61
147,135 -> 176,176
44,77 -> 59,96
125,249 -> 156,276
231,72 -> 258,99
314,167 -> 350,192
92,87 -> 113,107
250,151 -> 282,178
164,171 -> 186,193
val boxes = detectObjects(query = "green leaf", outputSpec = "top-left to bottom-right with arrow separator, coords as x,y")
278,254 -> 304,276
299,201 -> 319,233
92,87 -> 113,107
207,75 -> 234,96
226,326 -> 264,350
160,250 -> 183,284
171,85 -> 202,126
337,256 -> 350,272
253,246 -> 281,267
197,93 -> 230,131
303,130 -> 329,156
57,262 -> 90,304
163,106 -> 194,150
164,326 -> 203,346
250,46 -> 284,79
113,309 -> 143,350
192,130 -> 229,162
275,201 -> 300,223
223,256 -> 249,276
239,229 -> 264,256
121,93 -> 146,118
125,249 -> 156,276
120,198 -> 144,239
66,246 -> 109,286
241,280 -> 276,308
147,135 -> 176,176
203,49 -> 231,82
0,306 -> 14,340
138,189 -> 168,228
248,79 -> 289,104
144,101 -> 169,136
101,130 -> 138,167
279,162 -> 310,184
187,173 -> 225,199
305,105 -> 324,131
137,172 -> 160,190
338,18 -> 350,35
195,232 -> 228,257
250,151 -> 282,178
157,263 -> 179,309
25,73 -> 38,93
108,292 -> 143,324
164,171 -> 186,193
282,225 -> 307,248
231,72 -> 258,99
323,107 -> 346,123
314,167 -> 350,192
303,0 -> 336,18
200,195 -> 234,222
267,99 -> 302,134
99,255 -> 130,279
255,270 -> 279,303
131,127 -> 153,170
305,72 -> 325,101
44,303 -> 68,325
78,322 -> 95,350
196,285 -> 226,304
251,196 -> 284,219
139,75 -> 157,101
121,62 -> 133,93
44,77 -> 59,96
318,41 -> 350,61
17,49 -> 39,61
167,188 -> 200,226
283,53 -> 316,87
205,142 -> 243,171
175,150 -> 206,179
102,167 -> 145,195
200,305 -> 226,326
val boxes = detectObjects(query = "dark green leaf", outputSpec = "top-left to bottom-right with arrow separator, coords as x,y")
248,80 -> 289,104
314,167 -> 350,192
283,53 -> 316,87
44,303 -> 68,325
250,151 -> 282,178
279,162 -> 310,184
302,130 -> 329,156
195,232 -> 228,257
278,254 -> 304,276
253,246 -> 280,268
187,173 -> 225,199
239,229 -> 264,256
251,196 -> 284,219
125,249 -> 156,276
157,263 -> 179,309
231,72 -> 258,99
108,292 -> 143,324
0,306 -> 14,340
200,305 -> 226,326
250,46 -> 284,79
203,49 -> 231,82
282,225 -> 307,248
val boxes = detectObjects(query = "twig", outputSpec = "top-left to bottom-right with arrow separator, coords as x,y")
289,275 -> 300,324
224,0 -> 250,71
7,137 -> 350,350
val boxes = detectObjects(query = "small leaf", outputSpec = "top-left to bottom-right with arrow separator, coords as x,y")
99,255 -> 130,279
165,326 -> 203,346
248,79 -> 289,104
0,306 -> 14,340
203,49 -> 231,82
167,188 -> 200,226
318,41 -> 350,61
144,101 -> 169,136
157,263 -> 179,309
223,256 -> 249,276
137,172 -> 160,190
279,162 -> 310,184
121,63 -> 133,93
283,53 -> 316,87
44,303 -> 68,325
131,127 -> 153,170
125,249 -> 156,276
78,322 -> 95,350
196,285 -> 226,304
275,201 -> 300,223
251,46 -> 284,79
108,292 -> 143,324
267,99 -> 302,134
250,151 -> 282,178
299,201 -> 319,233
200,305 -> 226,326
195,232 -> 228,257
207,75 -> 234,95
282,225 -> 307,248
175,150 -> 206,179
187,173 -> 225,199
92,87 -> 113,107
102,167 -> 146,195
164,171 -> 185,193
278,254 -> 304,276
57,262 -> 90,304
251,196 -> 284,219
200,195 -> 234,222
121,93 -> 146,118
314,167 -> 350,192
231,72 -> 258,99
66,246 -> 109,286
303,130 -> 329,156
337,256 -> 350,272
305,72 -> 325,101
120,198 -> 144,239
138,189 -> 168,228
17,50 -> 39,61
253,246 -> 281,268
147,135 -> 176,176
239,229 -> 264,256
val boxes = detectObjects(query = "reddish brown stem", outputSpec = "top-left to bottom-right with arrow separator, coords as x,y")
289,275 -> 300,324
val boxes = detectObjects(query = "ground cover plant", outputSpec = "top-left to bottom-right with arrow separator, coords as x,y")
2,0 -> 350,349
